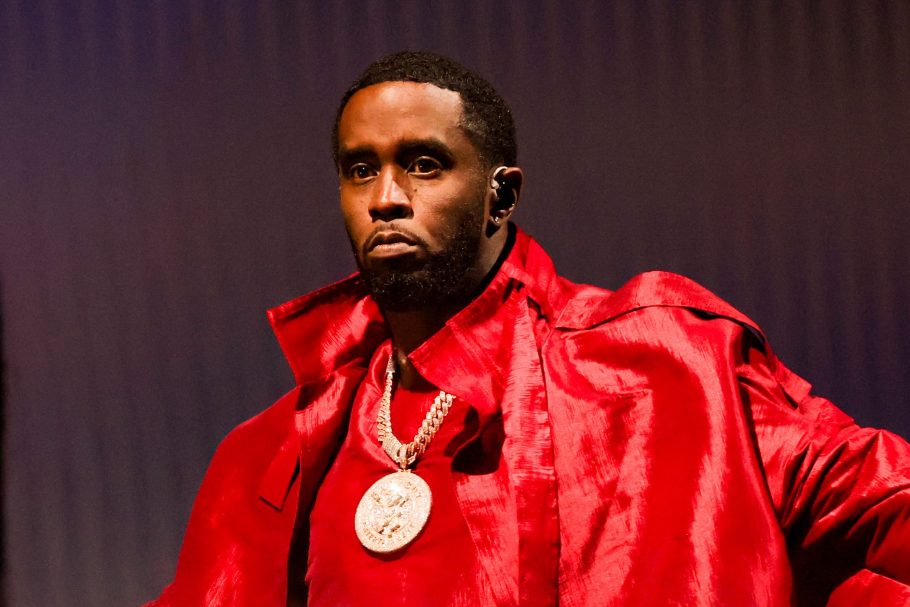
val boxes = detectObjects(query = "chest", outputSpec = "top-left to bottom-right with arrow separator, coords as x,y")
540,335 -> 789,606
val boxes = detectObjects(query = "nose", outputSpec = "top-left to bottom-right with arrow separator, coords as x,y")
369,167 -> 412,221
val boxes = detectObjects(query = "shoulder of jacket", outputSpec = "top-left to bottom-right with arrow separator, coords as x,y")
192,387 -> 302,511
208,387 -> 300,466
557,270 -> 765,341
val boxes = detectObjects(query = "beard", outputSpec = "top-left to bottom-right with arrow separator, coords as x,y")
353,205 -> 485,313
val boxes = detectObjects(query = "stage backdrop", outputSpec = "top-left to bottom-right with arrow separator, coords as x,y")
1,1 -> 908,605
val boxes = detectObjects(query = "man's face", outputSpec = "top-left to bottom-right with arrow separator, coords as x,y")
336,81 -> 492,311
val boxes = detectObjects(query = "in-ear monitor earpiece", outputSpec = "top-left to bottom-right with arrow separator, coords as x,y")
491,166 -> 508,191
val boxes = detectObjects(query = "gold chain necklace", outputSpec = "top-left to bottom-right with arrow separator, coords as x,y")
354,356 -> 456,553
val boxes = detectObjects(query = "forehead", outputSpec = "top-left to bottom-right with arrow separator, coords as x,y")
337,81 -> 468,151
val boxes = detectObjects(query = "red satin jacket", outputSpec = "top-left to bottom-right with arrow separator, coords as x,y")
147,228 -> 910,606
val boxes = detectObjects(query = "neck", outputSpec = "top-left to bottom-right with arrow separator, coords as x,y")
384,225 -> 511,388
385,306 -> 460,388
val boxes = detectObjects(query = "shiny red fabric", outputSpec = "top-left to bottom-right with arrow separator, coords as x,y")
306,340 -> 480,605
147,227 -> 910,607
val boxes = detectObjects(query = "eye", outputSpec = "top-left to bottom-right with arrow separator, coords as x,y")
408,157 -> 442,177
346,163 -> 375,182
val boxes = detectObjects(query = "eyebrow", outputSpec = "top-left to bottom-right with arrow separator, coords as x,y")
396,139 -> 456,167
336,146 -> 377,170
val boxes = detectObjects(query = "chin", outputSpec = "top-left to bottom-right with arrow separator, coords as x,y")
364,260 -> 478,311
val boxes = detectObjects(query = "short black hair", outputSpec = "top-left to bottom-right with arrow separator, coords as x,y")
331,50 -> 517,169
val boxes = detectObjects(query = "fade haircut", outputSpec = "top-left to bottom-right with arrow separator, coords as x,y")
332,50 -> 518,168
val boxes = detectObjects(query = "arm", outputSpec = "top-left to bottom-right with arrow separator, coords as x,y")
737,335 -> 910,604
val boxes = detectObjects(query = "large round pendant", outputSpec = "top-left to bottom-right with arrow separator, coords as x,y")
354,470 -> 432,553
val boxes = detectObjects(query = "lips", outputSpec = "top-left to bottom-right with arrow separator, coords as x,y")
365,229 -> 423,260
367,230 -> 418,251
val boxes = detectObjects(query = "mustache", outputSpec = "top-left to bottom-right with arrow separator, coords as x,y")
363,224 -> 428,256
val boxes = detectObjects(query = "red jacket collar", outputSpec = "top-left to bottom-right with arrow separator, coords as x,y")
267,225 -> 764,388
266,226 -> 575,388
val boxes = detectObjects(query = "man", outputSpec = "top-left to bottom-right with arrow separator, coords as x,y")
148,51 -> 910,606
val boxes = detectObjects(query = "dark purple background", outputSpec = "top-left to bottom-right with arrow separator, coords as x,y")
1,2 -> 908,605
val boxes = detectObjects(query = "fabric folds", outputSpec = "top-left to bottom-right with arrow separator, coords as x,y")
147,227 -> 910,606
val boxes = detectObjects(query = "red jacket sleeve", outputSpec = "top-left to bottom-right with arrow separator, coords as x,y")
737,336 -> 910,604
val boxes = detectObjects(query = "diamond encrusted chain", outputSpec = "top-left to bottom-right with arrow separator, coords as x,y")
377,356 -> 455,469
356,356 -> 455,552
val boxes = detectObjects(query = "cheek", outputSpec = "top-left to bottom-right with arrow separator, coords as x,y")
339,212 -> 368,258
339,196 -> 366,229
424,200 -> 484,248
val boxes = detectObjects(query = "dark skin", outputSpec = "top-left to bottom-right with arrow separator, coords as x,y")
336,81 -> 523,389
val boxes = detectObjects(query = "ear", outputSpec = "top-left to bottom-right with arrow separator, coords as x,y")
487,166 -> 524,228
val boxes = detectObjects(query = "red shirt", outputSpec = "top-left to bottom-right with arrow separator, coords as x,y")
306,342 -> 480,605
